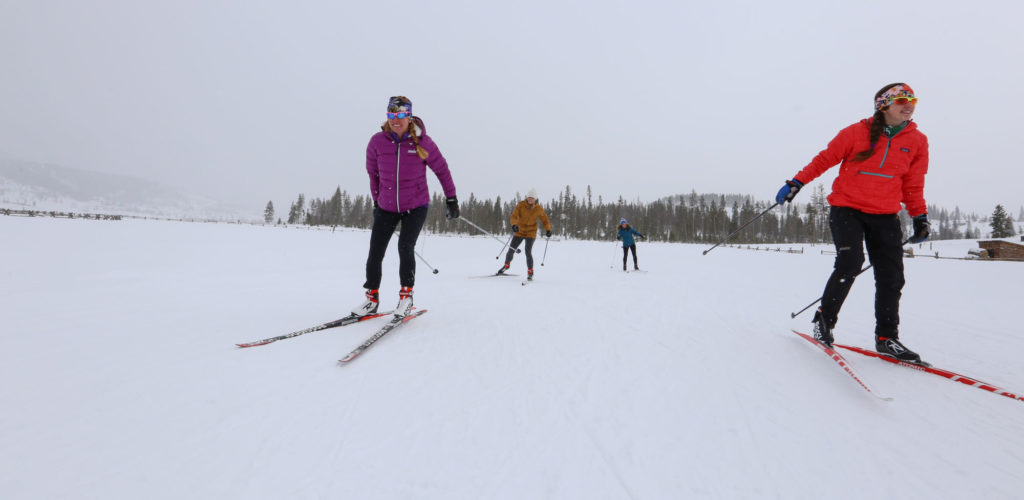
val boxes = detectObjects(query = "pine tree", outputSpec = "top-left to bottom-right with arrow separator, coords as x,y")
327,187 -> 343,226
264,201 -> 275,224
287,194 -> 305,224
990,204 -> 1014,238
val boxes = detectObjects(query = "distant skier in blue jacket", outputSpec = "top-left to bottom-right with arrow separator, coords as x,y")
616,218 -> 646,271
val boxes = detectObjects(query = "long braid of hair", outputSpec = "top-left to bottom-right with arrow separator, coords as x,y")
411,117 -> 428,160
850,110 -> 887,162
380,118 -> 430,160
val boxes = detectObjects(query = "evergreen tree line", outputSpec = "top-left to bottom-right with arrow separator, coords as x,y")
266,186 -> 1021,244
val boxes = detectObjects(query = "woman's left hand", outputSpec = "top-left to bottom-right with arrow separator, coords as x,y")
445,196 -> 460,219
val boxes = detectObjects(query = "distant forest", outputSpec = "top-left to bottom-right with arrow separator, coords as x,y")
267,185 -> 1023,244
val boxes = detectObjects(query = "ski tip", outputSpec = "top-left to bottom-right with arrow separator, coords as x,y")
236,341 -> 268,348
339,348 -> 370,364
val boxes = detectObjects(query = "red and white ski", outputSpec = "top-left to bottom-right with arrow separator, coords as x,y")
835,343 -> 1024,404
793,330 -> 892,401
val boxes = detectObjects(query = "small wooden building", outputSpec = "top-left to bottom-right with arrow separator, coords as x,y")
978,240 -> 1024,260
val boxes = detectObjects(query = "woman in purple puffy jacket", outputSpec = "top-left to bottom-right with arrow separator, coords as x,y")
351,96 -> 459,318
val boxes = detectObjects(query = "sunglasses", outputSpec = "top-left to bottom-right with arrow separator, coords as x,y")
386,112 -> 411,119
889,96 -> 918,106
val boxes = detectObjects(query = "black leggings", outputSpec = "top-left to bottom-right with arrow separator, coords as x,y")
504,236 -> 536,269
363,206 -> 428,289
819,206 -> 905,335
622,244 -> 638,268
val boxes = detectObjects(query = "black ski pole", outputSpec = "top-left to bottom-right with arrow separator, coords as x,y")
790,238 -> 912,318
459,217 -> 521,253
495,235 -> 512,259
541,236 -> 550,266
702,202 -> 779,256
415,250 -> 439,274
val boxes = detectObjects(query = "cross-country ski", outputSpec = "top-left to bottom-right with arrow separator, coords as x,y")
235,311 -> 393,348
836,343 -> 1024,404
338,309 -> 428,364
792,330 -> 893,401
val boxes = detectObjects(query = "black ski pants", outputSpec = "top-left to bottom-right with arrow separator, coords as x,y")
504,236 -> 536,269
363,205 -> 428,290
622,244 -> 638,269
819,206 -> 905,336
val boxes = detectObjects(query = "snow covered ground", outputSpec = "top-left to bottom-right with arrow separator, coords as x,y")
1,215 -> 1022,500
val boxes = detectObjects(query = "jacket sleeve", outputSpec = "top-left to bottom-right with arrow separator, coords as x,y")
901,133 -> 929,217
540,206 -> 551,231
793,124 -> 858,185
365,138 -> 380,202
420,136 -> 457,198
510,203 -> 521,226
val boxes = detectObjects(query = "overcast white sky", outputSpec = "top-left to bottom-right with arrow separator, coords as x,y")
2,0 -> 1022,215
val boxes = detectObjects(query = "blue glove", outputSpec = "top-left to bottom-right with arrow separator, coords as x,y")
512,225 -> 519,233
909,215 -> 930,243
775,179 -> 803,204
444,196 -> 459,219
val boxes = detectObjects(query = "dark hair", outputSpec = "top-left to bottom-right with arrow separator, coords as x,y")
850,82 -> 905,162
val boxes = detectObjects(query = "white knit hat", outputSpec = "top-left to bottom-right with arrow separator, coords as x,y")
526,188 -> 538,199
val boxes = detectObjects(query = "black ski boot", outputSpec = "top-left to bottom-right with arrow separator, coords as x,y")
812,309 -> 834,347
875,336 -> 922,363
496,263 -> 510,275
527,268 -> 534,281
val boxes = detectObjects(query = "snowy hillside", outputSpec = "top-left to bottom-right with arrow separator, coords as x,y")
0,159 -> 252,221
1,215 -> 1022,500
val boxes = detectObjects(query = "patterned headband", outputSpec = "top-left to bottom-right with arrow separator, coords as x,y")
875,85 -> 915,111
388,96 -> 412,113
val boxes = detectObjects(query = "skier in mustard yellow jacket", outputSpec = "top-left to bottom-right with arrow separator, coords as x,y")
496,188 -> 551,280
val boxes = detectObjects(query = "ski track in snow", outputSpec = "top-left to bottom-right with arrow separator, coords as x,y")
1,215 -> 1023,499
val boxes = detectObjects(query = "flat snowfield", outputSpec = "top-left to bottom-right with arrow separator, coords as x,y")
2,215 -> 1022,499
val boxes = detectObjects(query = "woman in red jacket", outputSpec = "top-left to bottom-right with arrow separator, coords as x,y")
776,83 -> 931,363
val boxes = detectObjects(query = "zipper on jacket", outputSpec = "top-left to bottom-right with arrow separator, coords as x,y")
876,136 -> 892,169
856,170 -> 894,179
856,135 -> 896,179
395,140 -> 401,211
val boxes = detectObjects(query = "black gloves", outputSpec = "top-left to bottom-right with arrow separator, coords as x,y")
909,215 -> 930,243
545,230 -> 551,238
512,225 -> 519,233
639,234 -> 646,240
775,179 -> 803,204
445,196 -> 459,219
